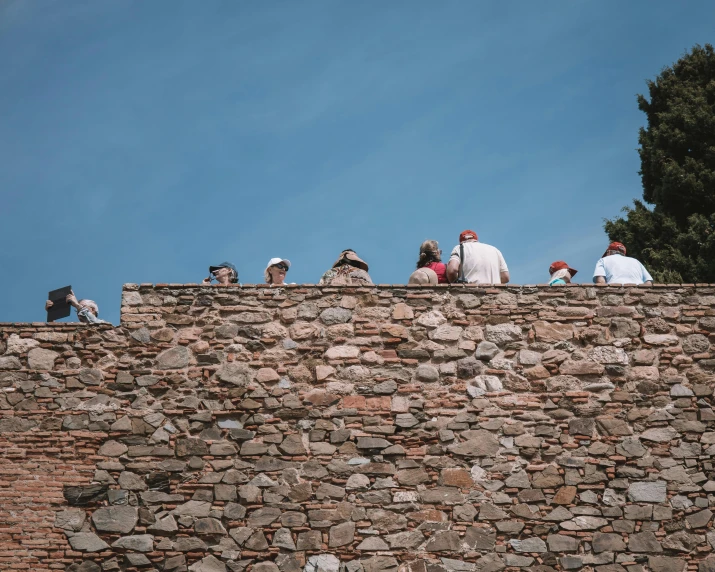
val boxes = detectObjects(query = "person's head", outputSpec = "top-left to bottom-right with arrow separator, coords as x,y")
265,258 -> 291,284
548,261 -> 578,283
603,242 -> 626,258
77,299 -> 99,322
416,240 -> 441,269
459,230 -> 478,243
333,249 -> 369,272
209,262 -> 239,285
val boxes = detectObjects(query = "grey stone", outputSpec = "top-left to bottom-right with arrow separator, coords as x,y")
188,555 -> 227,572
0,356 -> 22,370
485,324 -> 522,344
448,431 -> 500,457
55,508 -> 86,531
91,505 -> 138,534
509,537 -> 547,553
475,342 -> 500,360
641,427 -> 679,442
305,555 -> 340,572
68,532 -> 110,552
272,527 -> 296,550
356,536 -> 389,550
424,530 -> 461,552
629,532 -> 662,552
385,530 -> 424,549
195,517 -> 227,535
627,481 -> 667,503
118,471 -> 146,491
111,534 -> 154,552
648,557 -> 687,572
0,418 -> 36,432
216,362 -> 253,385
172,500 -> 212,517
297,530 -> 322,551
671,384 -> 694,397
156,346 -> 190,369
686,509 -> 712,528
279,434 -> 307,455
547,534 -> 580,552
415,364 -> 440,382
358,437 -> 392,450
329,521 -> 355,547
464,527 -> 496,550
320,307 -> 353,325
560,516 -> 608,531
148,514 -> 178,533
699,557 -> 715,572
589,346 -> 629,364
683,334 -> 710,354
252,564 -> 279,572
592,532 -> 626,552
27,348 -> 58,370
247,507 -> 282,527
662,530 -> 704,552
569,418 -> 595,436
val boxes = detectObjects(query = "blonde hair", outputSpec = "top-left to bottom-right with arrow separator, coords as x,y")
416,240 -> 441,269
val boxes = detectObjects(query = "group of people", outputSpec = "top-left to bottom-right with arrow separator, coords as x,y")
45,233 -> 653,325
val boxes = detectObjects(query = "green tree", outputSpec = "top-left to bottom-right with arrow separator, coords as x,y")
605,44 -> 715,283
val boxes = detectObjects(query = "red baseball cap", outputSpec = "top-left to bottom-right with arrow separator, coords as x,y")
549,260 -> 578,277
459,230 -> 478,242
603,242 -> 626,257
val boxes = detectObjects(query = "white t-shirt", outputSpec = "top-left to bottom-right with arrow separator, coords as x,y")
449,241 -> 508,284
593,255 -> 653,284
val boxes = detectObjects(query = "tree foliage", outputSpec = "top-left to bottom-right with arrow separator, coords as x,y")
605,44 -> 715,282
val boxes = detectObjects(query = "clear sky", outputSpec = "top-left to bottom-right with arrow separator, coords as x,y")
1,1 -> 713,324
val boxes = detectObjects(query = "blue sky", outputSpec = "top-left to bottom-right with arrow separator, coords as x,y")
1,1 -> 713,324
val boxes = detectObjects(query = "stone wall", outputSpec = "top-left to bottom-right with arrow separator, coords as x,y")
2,283 -> 715,572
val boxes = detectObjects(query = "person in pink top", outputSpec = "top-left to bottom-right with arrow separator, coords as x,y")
415,240 -> 448,283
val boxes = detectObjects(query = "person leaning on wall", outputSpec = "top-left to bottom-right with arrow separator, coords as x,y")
593,242 -> 653,285
265,257 -> 294,286
446,229 -> 510,284
45,291 -> 111,325
319,249 -> 373,285
203,262 -> 239,285
548,260 -> 577,286
414,240 -> 447,283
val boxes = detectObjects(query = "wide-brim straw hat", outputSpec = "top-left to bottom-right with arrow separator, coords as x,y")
333,250 -> 369,272
408,267 -> 438,285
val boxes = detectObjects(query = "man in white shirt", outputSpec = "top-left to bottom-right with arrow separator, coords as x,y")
446,230 -> 510,284
593,242 -> 653,285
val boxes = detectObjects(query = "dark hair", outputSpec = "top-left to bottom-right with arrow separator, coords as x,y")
416,240 -> 441,269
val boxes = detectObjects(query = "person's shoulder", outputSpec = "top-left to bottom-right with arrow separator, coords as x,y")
477,242 -> 502,254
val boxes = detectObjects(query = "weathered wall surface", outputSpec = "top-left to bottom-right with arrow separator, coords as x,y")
2,283 -> 715,572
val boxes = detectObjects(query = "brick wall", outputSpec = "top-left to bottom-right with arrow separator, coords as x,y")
1,284 -> 715,572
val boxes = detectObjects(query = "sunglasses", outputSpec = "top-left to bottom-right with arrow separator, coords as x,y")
273,264 -> 289,272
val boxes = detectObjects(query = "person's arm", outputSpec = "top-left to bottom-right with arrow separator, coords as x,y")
641,264 -> 654,286
66,292 -> 81,309
497,250 -> 509,283
77,307 -> 110,325
593,259 -> 606,284
446,259 -> 459,283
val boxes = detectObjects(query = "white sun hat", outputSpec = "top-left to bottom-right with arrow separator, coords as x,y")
265,258 -> 291,283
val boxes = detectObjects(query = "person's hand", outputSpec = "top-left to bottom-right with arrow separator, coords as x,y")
45,300 -> 53,310
202,277 -> 212,285
66,292 -> 79,308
